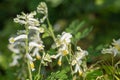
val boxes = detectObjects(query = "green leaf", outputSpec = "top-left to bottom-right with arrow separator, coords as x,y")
42,32 -> 50,38
86,68 -> 103,79
46,70 -> 68,80
66,20 -> 85,34
80,26 -> 93,39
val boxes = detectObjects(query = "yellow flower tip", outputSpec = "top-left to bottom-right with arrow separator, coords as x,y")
30,62 -> 35,71
79,71 -> 83,76
62,50 -> 68,56
39,28 -> 44,33
58,60 -> 62,66
39,46 -> 44,50
36,55 -> 41,60
114,45 -> 120,51
9,37 -> 15,43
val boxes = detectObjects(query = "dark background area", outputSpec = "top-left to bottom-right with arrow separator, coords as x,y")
0,0 -> 120,79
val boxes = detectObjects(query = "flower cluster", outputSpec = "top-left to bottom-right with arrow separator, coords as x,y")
8,2 -> 89,80
37,2 -> 48,23
52,32 -> 72,66
14,11 -> 39,27
71,46 -> 88,76
102,39 -> 120,56
8,2 -> 48,71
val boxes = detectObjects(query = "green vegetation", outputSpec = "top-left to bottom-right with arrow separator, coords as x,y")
0,0 -> 120,80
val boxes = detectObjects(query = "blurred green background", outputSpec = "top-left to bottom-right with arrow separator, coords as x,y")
0,0 -> 120,79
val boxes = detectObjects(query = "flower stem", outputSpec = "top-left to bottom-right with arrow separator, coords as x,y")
111,55 -> 114,80
25,26 -> 32,80
68,44 -> 74,79
47,18 -> 56,42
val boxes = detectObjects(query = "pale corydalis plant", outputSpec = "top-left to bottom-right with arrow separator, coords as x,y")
71,46 -> 88,76
8,2 -> 49,80
37,2 -> 48,23
9,11 -> 44,69
8,2 -> 89,80
102,39 -> 120,56
51,32 -> 72,66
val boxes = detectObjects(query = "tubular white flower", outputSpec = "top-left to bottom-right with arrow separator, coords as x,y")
51,53 -> 61,59
14,11 -> 40,26
74,64 -> 83,76
26,53 -> 35,71
28,26 -> 44,33
29,42 -> 44,50
56,32 -> 72,47
41,53 -> 52,66
32,48 -> 41,60
30,61 -> 35,71
58,56 -> 62,66
71,46 -> 88,75
26,53 -> 34,61
112,39 -> 120,50
40,15 -> 47,23
37,2 -> 48,23
9,54 -> 21,66
8,44 -> 20,53
37,2 -> 48,15
9,34 -> 27,44
60,32 -> 72,44
52,32 -> 72,66
58,45 -> 69,56
43,54 -> 52,62
112,39 -> 120,45
51,45 -> 69,66
14,18 -> 26,24
102,46 -> 118,56
76,46 -> 88,60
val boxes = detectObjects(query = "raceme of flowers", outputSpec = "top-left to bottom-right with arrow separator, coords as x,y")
102,39 -> 120,56
8,2 -> 89,79
8,2 -> 48,71
71,46 -> 88,76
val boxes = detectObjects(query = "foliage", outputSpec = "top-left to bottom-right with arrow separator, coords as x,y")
0,0 -> 120,80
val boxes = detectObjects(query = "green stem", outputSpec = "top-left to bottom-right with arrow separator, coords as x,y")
25,26 -> 32,80
47,18 -> 56,42
67,44 -> 74,79
112,55 -> 114,80
35,52 -> 45,80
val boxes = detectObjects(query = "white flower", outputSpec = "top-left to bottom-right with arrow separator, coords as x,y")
9,34 -> 27,44
32,48 -> 41,60
37,2 -> 48,23
28,26 -> 44,33
8,44 -> 20,53
9,54 -> 22,66
57,56 -> 62,66
14,11 -> 40,26
60,32 -> 72,44
58,45 -> 69,56
112,39 -> 120,50
76,46 -> 88,60
37,2 -> 48,15
51,45 -> 69,66
72,58 -> 82,75
56,32 -> 72,47
51,32 -> 72,66
102,46 -> 118,56
40,15 -> 47,23
41,53 -> 52,66
74,63 -> 83,76
29,42 -> 44,50
26,53 -> 35,71
71,46 -> 88,75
